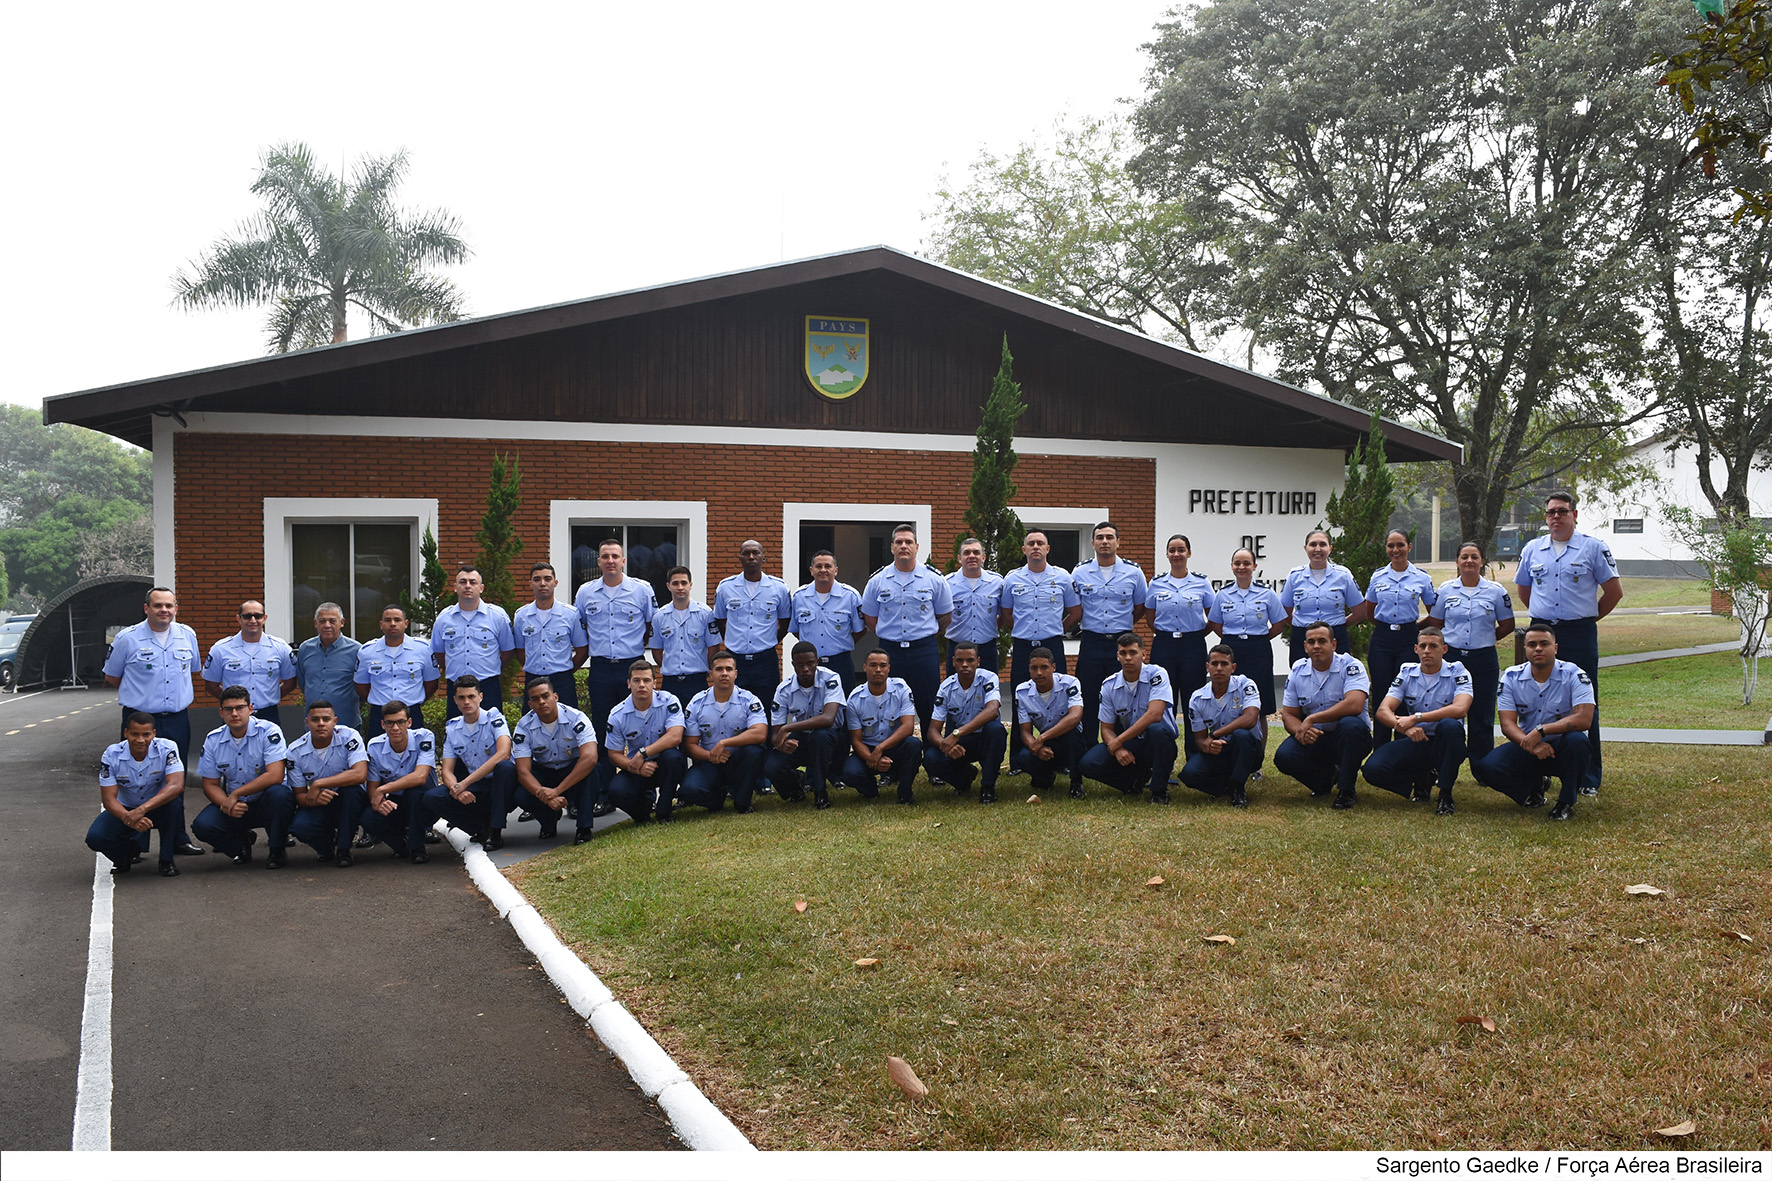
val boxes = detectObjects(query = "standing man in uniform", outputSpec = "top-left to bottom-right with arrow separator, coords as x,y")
789,550 -> 867,694
431,566 -> 516,721
713,539 -> 793,705
603,661 -> 687,824
1011,647 -> 1084,795
1077,633 -> 1178,802
191,685 -> 292,867
861,524 -> 953,740
203,600 -> 297,727
1273,622 -> 1373,810
513,562 -> 588,711
575,540 -> 655,791
1472,623 -> 1595,821
766,642 -> 845,808
86,713 -> 186,877
680,651 -> 769,814
103,586 -> 205,856
285,700 -> 370,866
1001,531 -> 1082,768
923,640 -> 1007,804
295,603 -> 363,728
651,565 -> 721,707
1514,492 -> 1621,795
354,605 -> 439,736
945,538 -> 1005,678
841,649 -> 922,804
1070,522 -> 1149,762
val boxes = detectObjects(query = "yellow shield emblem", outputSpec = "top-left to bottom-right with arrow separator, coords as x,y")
805,316 -> 869,400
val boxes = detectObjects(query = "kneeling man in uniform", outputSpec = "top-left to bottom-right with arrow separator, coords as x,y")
192,686 -> 292,867
87,712 -> 187,877
1472,623 -> 1594,821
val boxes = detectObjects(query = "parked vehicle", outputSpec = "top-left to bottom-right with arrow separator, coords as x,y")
0,615 -> 37,689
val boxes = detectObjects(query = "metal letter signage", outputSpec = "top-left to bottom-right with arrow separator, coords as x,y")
805,316 -> 869,400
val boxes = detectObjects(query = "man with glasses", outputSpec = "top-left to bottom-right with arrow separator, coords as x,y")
1513,492 -> 1621,796
203,600 -> 297,727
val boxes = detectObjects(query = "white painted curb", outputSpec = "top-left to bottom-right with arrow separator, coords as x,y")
436,821 -> 757,1153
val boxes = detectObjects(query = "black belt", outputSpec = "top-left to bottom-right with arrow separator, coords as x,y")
587,655 -> 639,665
1159,628 -> 1208,639
885,635 -> 935,649
1377,621 -> 1418,631
1081,630 -> 1121,642
733,651 -> 773,661
1223,633 -> 1262,641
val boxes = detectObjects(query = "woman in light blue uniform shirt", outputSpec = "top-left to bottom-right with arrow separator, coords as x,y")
1429,540 -> 1515,760
1363,529 -> 1438,747
1146,534 -> 1216,753
1208,548 -> 1287,719
1280,529 -> 1365,666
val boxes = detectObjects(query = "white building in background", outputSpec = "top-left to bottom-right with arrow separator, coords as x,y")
1585,435 -> 1772,578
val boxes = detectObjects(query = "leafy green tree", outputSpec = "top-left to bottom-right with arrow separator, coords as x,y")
1659,0 -> 1772,222
950,336 -> 1028,575
0,406 -> 150,527
173,142 -> 470,353
0,496 -> 149,600
1324,416 -> 1400,660
398,524 -> 449,639
474,453 -> 525,613
1112,0 -> 1681,550
1663,506 -> 1772,703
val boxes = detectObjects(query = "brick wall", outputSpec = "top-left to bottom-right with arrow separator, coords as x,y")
171,432 -> 1155,642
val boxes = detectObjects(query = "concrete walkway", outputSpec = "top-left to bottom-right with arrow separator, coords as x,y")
1600,641 -> 1739,668
1607,726 -> 1768,746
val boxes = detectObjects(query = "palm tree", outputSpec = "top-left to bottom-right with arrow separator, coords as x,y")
173,142 -> 470,353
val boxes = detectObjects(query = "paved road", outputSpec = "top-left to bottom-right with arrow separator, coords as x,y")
0,689 -> 678,1151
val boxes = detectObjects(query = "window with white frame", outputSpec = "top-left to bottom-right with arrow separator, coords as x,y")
264,498 -> 435,645
551,500 -> 707,607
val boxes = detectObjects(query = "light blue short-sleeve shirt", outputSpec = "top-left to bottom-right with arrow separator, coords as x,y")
1000,565 -> 1079,640
1497,660 -> 1595,733
1146,572 -> 1217,635
104,622 -> 200,713
1383,661 -> 1473,735
575,577 -> 656,661
1281,564 -> 1364,627
772,669 -> 845,727
844,679 -> 918,744
1072,559 -> 1147,634
1365,563 -> 1438,626
861,565 -> 953,643
1097,664 -> 1178,737
197,718 -> 287,787
430,603 -> 515,680
366,731 -> 437,789
100,737 -> 183,809
1013,675 -> 1083,733
944,570 -> 1005,644
931,669 -> 1001,727
789,582 -> 865,657
714,573 -> 793,654
684,688 -> 767,747
1210,585 -> 1286,638
604,692 -> 685,758
354,638 -> 438,707
1186,676 -> 1262,735
512,602 -> 588,675
650,602 -> 719,675
1283,652 -> 1374,730
1514,532 -> 1619,621
512,704 -> 597,768
295,635 -> 362,713
1430,578 -> 1515,651
203,633 -> 298,709
284,726 -> 369,789
444,711 -> 512,769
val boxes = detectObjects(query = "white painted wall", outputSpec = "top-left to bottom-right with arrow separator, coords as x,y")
1585,438 -> 1772,568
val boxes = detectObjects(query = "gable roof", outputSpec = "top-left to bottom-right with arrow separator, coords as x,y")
43,245 -> 1460,462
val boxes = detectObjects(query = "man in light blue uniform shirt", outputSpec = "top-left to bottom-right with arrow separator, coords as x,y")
362,700 -> 439,863
513,562 -> 588,711
1274,622 -> 1373,809
285,700 -> 370,866
192,686 -> 292,867
945,539 -> 1005,679
431,566 -> 516,719
436,675 -> 516,850
923,641 -> 1007,804
766,642 -> 845,808
1070,522 -> 1148,761
790,550 -> 867,694
1472,623 -> 1596,821
1001,531 -> 1082,767
1360,627 -> 1472,815
603,661 -> 686,824
1514,491 -> 1621,795
203,600 -> 298,726
714,539 -> 793,704
841,649 -> 922,804
354,605 -> 440,735
295,602 -> 363,727
682,651 -> 769,814
509,678 -> 600,845
86,712 -> 186,876
1078,633 -> 1178,801
651,565 -> 721,708
1011,647 -> 1084,793
861,523 -> 953,740
1179,645 -> 1265,806
103,586 -> 204,855
576,539 -> 655,787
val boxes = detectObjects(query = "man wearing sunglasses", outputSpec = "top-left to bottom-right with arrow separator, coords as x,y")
203,600 -> 298,727
1513,492 -> 1622,796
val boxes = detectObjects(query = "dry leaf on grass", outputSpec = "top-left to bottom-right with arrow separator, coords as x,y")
940,1018 -> 959,1026
1655,1120 -> 1695,1137
1624,884 -> 1666,896
853,957 -> 881,970
1146,875 -> 1166,887
1720,929 -> 1753,943
1280,1026 -> 1307,1042
1026,794 -> 1042,805
1203,933 -> 1237,945
1624,937 -> 1649,945
1457,1015 -> 1498,1032
887,1055 -> 929,1098
794,901 -> 808,914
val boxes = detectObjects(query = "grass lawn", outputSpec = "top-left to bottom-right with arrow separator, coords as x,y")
1603,652 -> 1771,730
1595,612 -> 1737,657
1617,578 -> 1712,609
512,745 -> 1771,1151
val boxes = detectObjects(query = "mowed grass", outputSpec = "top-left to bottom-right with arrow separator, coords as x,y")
512,745 -> 1771,1151
1604,652 -> 1771,730
1596,611 -> 1736,657
1617,578 -> 1712,609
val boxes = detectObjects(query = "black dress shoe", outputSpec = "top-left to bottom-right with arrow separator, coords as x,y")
132,851 -> 144,864
1230,787 -> 1249,808
353,830 -> 376,849
482,833 -> 504,852
110,862 -> 132,876
815,796 -> 832,811
232,843 -> 254,865
410,848 -> 430,864
1437,798 -> 1456,816
572,828 -> 593,846
895,797 -> 914,806
1151,792 -> 1172,805
1523,792 -> 1546,808
1549,802 -> 1574,821
1331,793 -> 1356,810
336,851 -> 354,867
1068,786 -> 1086,799
157,862 -> 179,877
1578,785 -> 1598,798
517,810 -> 535,822
265,849 -> 287,870
1411,781 -> 1434,802
567,803 -> 580,819
735,805 -> 757,815
423,830 -> 441,844
1308,786 -> 1332,797
285,832 -> 297,846
174,841 -> 206,856
590,801 -> 615,818
979,790 -> 996,805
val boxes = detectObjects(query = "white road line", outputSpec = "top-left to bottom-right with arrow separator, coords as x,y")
72,854 -> 114,1151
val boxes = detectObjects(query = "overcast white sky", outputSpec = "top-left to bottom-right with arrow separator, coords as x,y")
1,1 -> 1176,415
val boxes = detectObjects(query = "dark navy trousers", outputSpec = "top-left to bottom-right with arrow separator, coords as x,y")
763,728 -> 837,801
86,797 -> 186,867
922,720 -> 1007,792
606,748 -> 685,822
1362,720 -> 1466,798
1274,716 -> 1372,799
1472,732 -> 1591,809
192,785 -> 296,857
1079,727 -> 1178,796
841,736 -> 924,803
1178,729 -> 1264,798
680,745 -> 765,812
291,785 -> 369,858
1011,729 -> 1080,791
